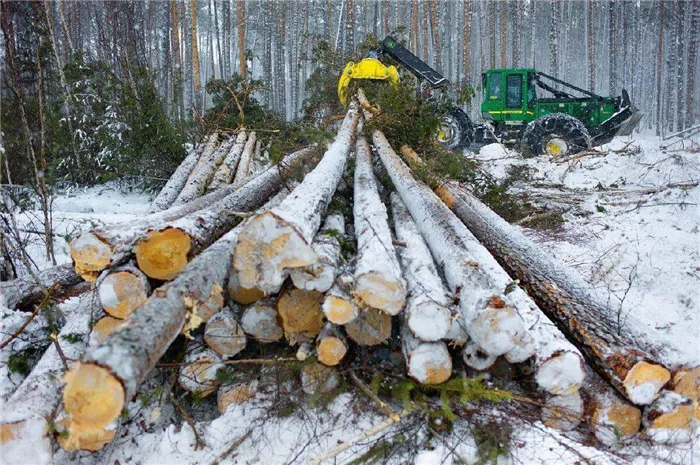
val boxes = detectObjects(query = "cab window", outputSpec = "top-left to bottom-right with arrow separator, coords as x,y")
506,74 -> 523,108
489,72 -> 501,100
527,74 -> 537,105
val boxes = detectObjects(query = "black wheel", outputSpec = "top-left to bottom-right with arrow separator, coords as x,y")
435,107 -> 473,150
520,113 -> 591,159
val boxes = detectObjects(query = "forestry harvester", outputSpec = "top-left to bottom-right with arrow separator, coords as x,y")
338,36 -> 643,157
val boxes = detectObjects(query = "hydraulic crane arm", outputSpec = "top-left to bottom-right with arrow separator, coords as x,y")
379,36 -> 449,89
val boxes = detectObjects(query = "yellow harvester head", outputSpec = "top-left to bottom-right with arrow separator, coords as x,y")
337,58 -> 400,106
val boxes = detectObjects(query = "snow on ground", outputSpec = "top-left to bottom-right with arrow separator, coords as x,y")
470,135 -> 700,366
2,137 -> 699,464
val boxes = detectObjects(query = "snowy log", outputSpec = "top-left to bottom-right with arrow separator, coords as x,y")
390,193 -> 451,340
204,307 -> 247,359
353,137 -> 406,315
316,322 -> 348,367
642,391 -> 696,444
322,281 -> 360,325
178,345 -> 224,398
172,135 -> 233,206
670,367 -> 699,420
233,103 -> 359,294
345,308 -> 392,346
231,132 -> 258,189
240,299 -> 284,343
372,131 -> 523,356
542,392 -> 584,432
0,263 -> 83,311
132,148 -> 315,280
148,141 -> 205,213
97,262 -> 150,319
290,213 -> 345,293
0,294 -> 91,463
191,132 -> 221,173
208,131 -> 248,190
434,182 -> 678,405
462,338 -> 497,371
580,366 -> 642,445
397,145 -> 585,395
401,321 -> 452,385
276,287 -> 325,345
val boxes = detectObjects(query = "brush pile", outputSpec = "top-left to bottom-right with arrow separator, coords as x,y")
0,94 -> 697,462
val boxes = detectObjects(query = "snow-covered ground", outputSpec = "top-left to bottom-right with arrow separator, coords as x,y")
1,135 -> 698,464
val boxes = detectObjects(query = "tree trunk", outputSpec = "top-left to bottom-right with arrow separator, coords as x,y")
276,287 -> 325,345
0,263 -> 83,312
675,0 -> 686,131
237,0 -> 246,80
1,294 -> 91,459
353,137 -> 406,315
401,321 -> 452,385
373,132 -> 524,357
148,143 -> 205,213
687,0 -> 699,126
231,131 -> 258,189
290,213 -> 344,293
656,0 -> 665,135
316,322 -> 348,367
208,131 -> 248,190
587,0 -> 595,90
97,262 -> 150,320
189,0 -> 201,91
434,183 -> 682,406
462,0 -> 470,82
389,193 -> 451,341
233,104 -> 359,294
204,307 -> 247,359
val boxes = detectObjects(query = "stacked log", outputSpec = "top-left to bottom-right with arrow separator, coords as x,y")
231,132 -> 258,189
171,134 -> 231,206
0,263 -> 84,312
208,131 -> 248,190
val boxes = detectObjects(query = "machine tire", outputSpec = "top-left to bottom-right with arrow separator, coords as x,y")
520,113 -> 591,159
436,108 -> 473,150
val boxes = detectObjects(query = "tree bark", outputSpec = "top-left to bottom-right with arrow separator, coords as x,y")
373,131 -> 524,357
231,131 -> 258,189
434,183 -> 681,406
0,263 -> 83,312
148,142 -> 205,213
208,131 -> 248,190
389,193 -> 451,341
233,103 -> 359,294
290,213 -> 344,293
353,137 -> 406,315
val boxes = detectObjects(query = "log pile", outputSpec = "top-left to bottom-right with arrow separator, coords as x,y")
0,92 -> 696,462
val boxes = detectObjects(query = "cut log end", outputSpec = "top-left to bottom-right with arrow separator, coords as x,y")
354,272 -> 406,316
134,228 -> 192,280
622,361 -> 671,405
345,308 -> 392,346
406,342 -> 452,385
543,392 -> 584,432
407,302 -> 452,342
56,419 -> 115,452
468,298 -> 524,356
504,331 -> 536,364
301,363 -> 340,395
70,233 -> 113,282
178,348 -> 224,398
534,351 -> 585,396
218,381 -> 259,414
228,271 -> 266,305
671,367 -> 700,420
277,288 -> 325,345
643,391 -> 696,444
204,309 -> 247,359
240,303 -> 284,343
589,399 -> 642,445
90,316 -> 126,346
234,212 -> 318,294
63,363 -> 125,429
317,337 -> 348,367
462,340 -> 497,371
322,295 -> 359,325
98,271 -> 148,319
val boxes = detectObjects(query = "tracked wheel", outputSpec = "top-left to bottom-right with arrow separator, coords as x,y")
436,108 -> 473,151
521,113 -> 591,159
